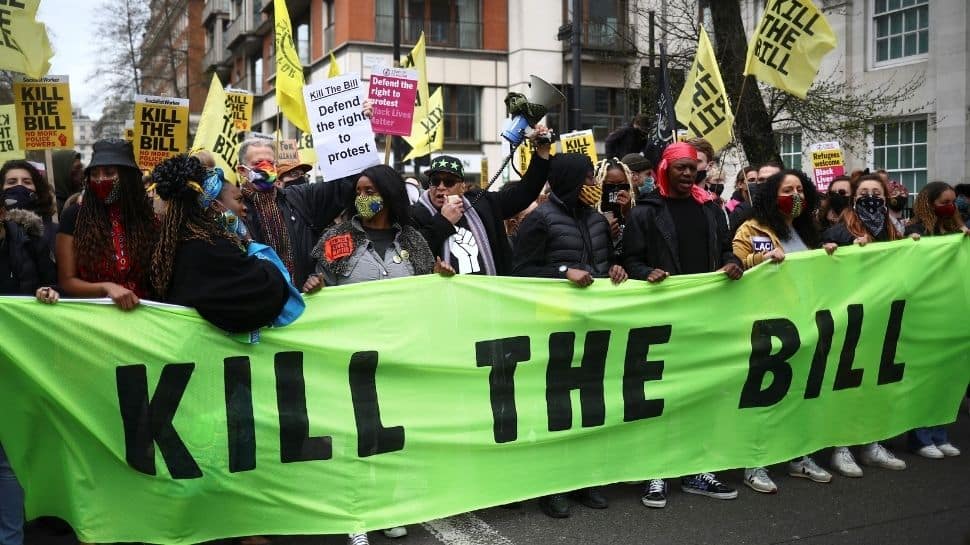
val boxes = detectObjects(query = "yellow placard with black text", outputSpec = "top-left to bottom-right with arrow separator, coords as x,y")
133,95 -> 189,171
13,75 -> 73,150
0,105 -> 22,163
224,89 -> 253,133
560,130 -> 598,164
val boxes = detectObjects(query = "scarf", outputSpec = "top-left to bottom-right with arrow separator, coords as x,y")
241,182 -> 296,278
418,191 -> 497,275
855,195 -> 887,238
655,142 -> 713,205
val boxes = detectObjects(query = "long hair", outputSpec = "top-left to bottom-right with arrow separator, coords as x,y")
1,159 -> 56,217
911,181 -> 963,235
74,165 -> 156,287
751,169 -> 821,248
150,155 -> 234,297
839,173 -> 902,241
355,164 -> 411,227
594,157 -> 635,213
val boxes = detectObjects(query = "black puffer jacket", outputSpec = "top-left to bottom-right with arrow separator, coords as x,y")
0,209 -> 57,295
623,192 -> 739,279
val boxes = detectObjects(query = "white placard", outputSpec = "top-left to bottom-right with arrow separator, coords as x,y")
304,73 -> 380,182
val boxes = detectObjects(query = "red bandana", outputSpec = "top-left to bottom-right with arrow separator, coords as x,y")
656,142 -> 713,205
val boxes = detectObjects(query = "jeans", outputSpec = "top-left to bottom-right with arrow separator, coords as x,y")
0,443 -> 24,545
908,426 -> 949,449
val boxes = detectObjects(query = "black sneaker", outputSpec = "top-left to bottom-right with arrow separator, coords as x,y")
641,479 -> 668,508
572,487 -> 608,509
538,493 -> 571,518
680,473 -> 738,500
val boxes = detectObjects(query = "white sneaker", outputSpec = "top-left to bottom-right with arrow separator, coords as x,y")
831,447 -> 863,477
349,533 -> 370,545
861,442 -> 907,470
937,443 -> 961,457
788,456 -> 832,483
916,444 -> 944,459
382,527 -> 408,539
743,467 -> 778,493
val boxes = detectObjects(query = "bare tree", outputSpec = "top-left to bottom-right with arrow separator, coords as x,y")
139,0 -> 190,99
89,0 -> 148,138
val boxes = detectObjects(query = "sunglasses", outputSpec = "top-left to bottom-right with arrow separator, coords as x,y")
430,176 -> 461,188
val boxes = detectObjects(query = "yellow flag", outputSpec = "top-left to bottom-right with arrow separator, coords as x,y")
327,52 -> 340,78
675,28 -> 734,152
274,0 -> 310,132
400,33 -> 429,137
0,3 -> 52,78
0,105 -> 23,163
191,74 -> 238,182
402,86 -> 443,162
298,131 -> 317,168
743,0 -> 836,99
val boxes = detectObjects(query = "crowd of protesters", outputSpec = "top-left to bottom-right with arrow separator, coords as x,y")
2,112 -> 969,544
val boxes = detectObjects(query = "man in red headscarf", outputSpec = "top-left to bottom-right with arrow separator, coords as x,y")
620,141 -> 743,509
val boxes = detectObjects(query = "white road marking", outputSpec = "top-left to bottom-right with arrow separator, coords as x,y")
421,513 -> 514,545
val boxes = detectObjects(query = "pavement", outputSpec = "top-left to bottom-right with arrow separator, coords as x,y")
26,406 -> 970,545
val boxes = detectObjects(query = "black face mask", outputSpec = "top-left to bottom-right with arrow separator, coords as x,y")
827,192 -> 849,214
855,195 -> 887,236
695,170 -> 708,184
709,183 -> 724,197
2,185 -> 38,210
887,196 -> 906,212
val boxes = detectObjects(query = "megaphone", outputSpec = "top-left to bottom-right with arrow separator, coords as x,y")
500,75 -> 566,147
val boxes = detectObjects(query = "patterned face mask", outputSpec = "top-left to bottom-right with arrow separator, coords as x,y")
777,193 -> 804,218
355,194 -> 384,219
217,209 -> 249,239
854,195 -> 887,236
578,184 -> 602,207
244,160 -> 278,191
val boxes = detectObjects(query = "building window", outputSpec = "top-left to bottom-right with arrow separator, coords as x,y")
322,0 -> 335,51
297,22 -> 310,64
442,85 -> 479,143
563,0 -> 631,51
546,85 -> 635,141
873,0 -> 928,64
376,0 -> 481,49
777,132 -> 802,170
873,119 -> 928,195
251,57 -> 263,94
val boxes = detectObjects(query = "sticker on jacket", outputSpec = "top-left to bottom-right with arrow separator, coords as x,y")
752,236 -> 774,253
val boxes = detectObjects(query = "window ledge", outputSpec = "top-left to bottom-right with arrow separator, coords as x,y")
869,54 -> 928,72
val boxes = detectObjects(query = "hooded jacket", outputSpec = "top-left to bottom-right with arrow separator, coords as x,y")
623,191 -> 739,279
0,209 -> 57,295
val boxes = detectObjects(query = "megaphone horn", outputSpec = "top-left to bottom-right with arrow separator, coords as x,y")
527,75 -> 566,109
501,75 -> 566,147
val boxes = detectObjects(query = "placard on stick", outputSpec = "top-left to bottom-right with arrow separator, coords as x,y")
367,67 -> 418,136
133,95 -> 189,171
809,141 -> 845,192
225,89 -> 253,133
304,74 -> 380,181
13,75 -> 74,150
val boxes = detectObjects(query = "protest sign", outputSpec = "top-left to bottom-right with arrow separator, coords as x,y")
133,95 -> 189,171
368,66 -> 418,136
0,104 -> 22,163
560,129 -> 598,164
13,75 -> 73,150
1,236 -> 968,543
277,138 -> 300,162
304,74 -> 380,181
224,89 -> 253,133
517,141 -> 557,174
809,141 -> 845,191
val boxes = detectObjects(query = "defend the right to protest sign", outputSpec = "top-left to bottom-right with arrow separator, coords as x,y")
304,73 -> 380,181
133,95 -> 189,171
0,104 -> 22,163
367,66 -> 418,136
809,141 -> 845,191
13,75 -> 73,150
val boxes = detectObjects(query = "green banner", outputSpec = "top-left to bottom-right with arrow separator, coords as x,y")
1,236 -> 968,543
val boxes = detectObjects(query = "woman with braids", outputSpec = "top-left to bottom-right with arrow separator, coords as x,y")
56,139 -> 157,309
150,155 -> 303,333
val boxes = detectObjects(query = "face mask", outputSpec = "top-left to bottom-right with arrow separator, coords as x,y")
854,195 -> 886,236
245,160 -> 278,191
709,183 -> 724,197
955,195 -> 969,215
777,193 -> 804,218
747,182 -> 763,204
217,209 -> 249,238
355,194 -> 384,219
887,196 -> 906,212
640,176 -> 655,195
828,192 -> 848,214
934,203 -> 956,218
2,185 -> 38,210
695,170 -> 708,184
89,178 -> 121,204
578,184 -> 602,207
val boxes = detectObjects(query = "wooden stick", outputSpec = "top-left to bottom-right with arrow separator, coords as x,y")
44,148 -> 59,223
384,135 -> 392,165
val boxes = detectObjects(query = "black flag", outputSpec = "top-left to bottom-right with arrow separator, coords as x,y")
645,43 -> 677,166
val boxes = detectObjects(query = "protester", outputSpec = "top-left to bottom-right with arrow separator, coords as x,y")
732,169 -> 833,492
705,166 -> 726,204
730,162 -> 783,231
623,142 -> 742,507
0,191 -> 59,303
620,153 -> 654,200
687,137 -> 715,186
411,130 -> 551,276
49,150 -> 84,214
56,139 -> 157,309
193,149 -> 217,170
725,166 -> 757,214
276,159 -> 312,189
886,180 -> 909,234
604,114 -> 649,159
2,159 -> 58,250
954,184 -> 970,227
594,157 -> 634,250
149,156 -> 301,332
818,175 -> 852,230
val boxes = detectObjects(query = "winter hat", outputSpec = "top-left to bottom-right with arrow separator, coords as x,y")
621,153 -> 652,172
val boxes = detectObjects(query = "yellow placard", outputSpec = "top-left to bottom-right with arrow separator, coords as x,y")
675,28 -> 734,152
13,75 -> 73,150
517,141 -> 557,174
133,95 -> 190,171
124,120 -> 135,143
559,130 -> 598,164
225,89 -> 253,133
298,132 -> 317,168
0,105 -> 23,163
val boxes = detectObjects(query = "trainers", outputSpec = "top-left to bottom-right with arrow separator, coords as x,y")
937,443 -> 961,457
348,534 -> 369,545
538,493 -> 570,518
681,473 -> 738,500
743,467 -> 778,493
830,447 -> 863,477
916,444 -> 944,459
571,487 -> 608,509
788,456 -> 832,483
861,442 -> 907,470
382,527 -> 407,538
641,479 -> 668,509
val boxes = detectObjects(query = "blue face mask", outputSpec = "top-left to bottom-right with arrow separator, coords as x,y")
218,209 -> 249,239
957,195 -> 969,215
639,176 -> 655,197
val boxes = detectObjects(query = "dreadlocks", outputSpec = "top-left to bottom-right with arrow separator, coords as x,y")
594,157 -> 635,213
151,155 -> 236,298
911,181 -> 964,235
74,167 -> 156,291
